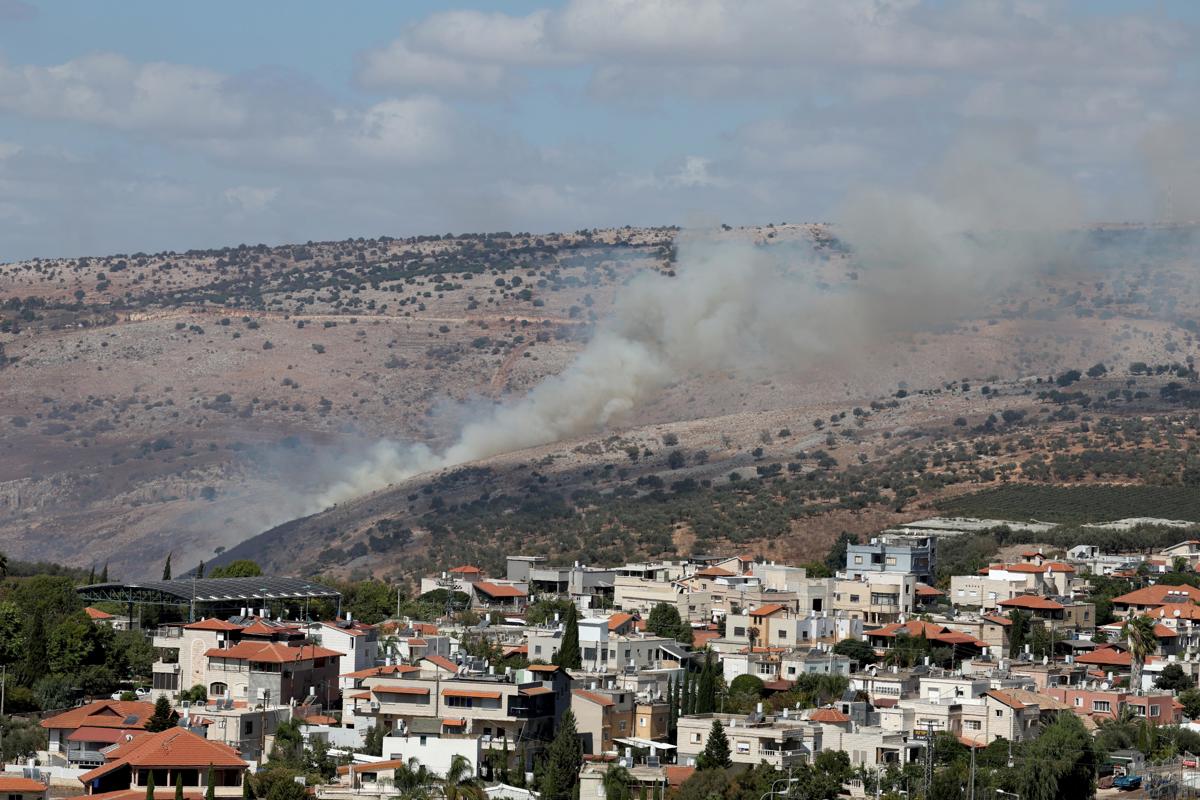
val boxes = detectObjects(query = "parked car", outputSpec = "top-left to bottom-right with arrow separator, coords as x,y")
110,687 -> 150,700
1113,774 -> 1142,791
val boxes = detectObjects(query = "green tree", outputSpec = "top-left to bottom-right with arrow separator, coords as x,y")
0,601 -> 23,666
824,532 -> 859,572
1156,663 -> 1195,692
1018,713 -> 1099,800
1008,609 -> 1029,656
145,695 -> 178,733
99,562 -> 109,583
208,560 -> 263,578
694,652 -> 718,714
162,553 -> 173,581
32,674 -> 73,711
727,674 -> 764,713
540,709 -> 582,800
206,766 -> 216,800
1179,688 -> 1200,719
603,765 -> 632,800
645,603 -> 693,645
675,770 -> 729,800
832,638 -> 878,666
175,774 -> 185,800
362,725 -> 384,756
698,718 -> 732,770
553,604 -> 582,669
1125,615 -> 1158,694
145,770 -> 156,800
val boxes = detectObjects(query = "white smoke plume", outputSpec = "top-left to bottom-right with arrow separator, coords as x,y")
311,137 -> 1084,510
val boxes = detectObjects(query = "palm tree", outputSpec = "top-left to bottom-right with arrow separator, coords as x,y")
392,759 -> 434,800
441,754 -> 484,800
1125,615 -> 1158,695
380,633 -> 402,663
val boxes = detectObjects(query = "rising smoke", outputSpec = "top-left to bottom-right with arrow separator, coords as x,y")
311,137 -> 1085,510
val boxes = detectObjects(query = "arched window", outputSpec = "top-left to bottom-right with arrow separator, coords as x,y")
210,682 -> 228,697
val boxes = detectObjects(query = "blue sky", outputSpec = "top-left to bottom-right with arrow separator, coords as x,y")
1,0 -> 1198,260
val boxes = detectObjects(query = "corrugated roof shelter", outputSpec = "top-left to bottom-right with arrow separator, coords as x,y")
77,577 -> 342,621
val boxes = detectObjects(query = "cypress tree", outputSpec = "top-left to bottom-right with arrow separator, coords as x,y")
667,678 -> 678,735
197,560 -> 206,579
145,771 -> 155,800
100,562 -> 109,583
205,766 -> 215,800
175,774 -> 184,800
162,554 -> 172,581
695,653 -> 716,714
682,668 -> 693,716
540,709 -> 582,800
242,775 -> 253,800
699,719 -> 732,770
554,604 -> 582,670
501,736 -> 510,784
87,564 -> 96,585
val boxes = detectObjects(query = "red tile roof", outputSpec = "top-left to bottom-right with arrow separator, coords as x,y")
205,641 -> 343,663
473,581 -> 527,599
85,607 -> 115,621
1113,585 -> 1200,607
41,701 -> 155,731
998,562 -> 1075,573
915,584 -> 945,598
985,690 -> 1026,709
372,686 -> 430,696
694,567 -> 736,578
0,777 -> 47,793
448,565 -> 481,574
808,707 -> 850,723
341,664 -> 420,679
67,727 -> 148,744
1149,603 -> 1200,621
528,664 -> 562,673
1075,646 -> 1135,667
337,759 -> 408,776
750,603 -> 786,617
608,612 -> 635,631
983,614 -> 1013,627
422,655 -> 459,672
574,689 -> 615,707
183,618 -> 243,632
997,595 -> 1065,611
866,620 -> 986,648
665,766 -> 695,787
78,729 -> 245,783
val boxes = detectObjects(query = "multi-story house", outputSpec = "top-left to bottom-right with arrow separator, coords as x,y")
845,535 -> 936,585
1046,686 -> 1182,725
41,700 -> 155,768
348,662 -> 572,755
677,712 -> 818,768
833,573 -> 915,625
203,640 -> 344,707
527,618 -> 686,673
307,619 -> 378,689
996,595 -> 1095,634
572,686 -> 636,755
1111,584 -> 1200,618
78,728 -> 248,798
505,556 -> 617,608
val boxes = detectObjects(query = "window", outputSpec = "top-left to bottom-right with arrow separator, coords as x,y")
533,646 -> 541,655
965,720 -> 981,731
850,595 -> 860,603
640,718 -> 646,728
734,627 -> 746,637
1074,697 -> 1082,707
243,720 -> 254,736
691,733 -> 702,744
210,682 -> 228,697
1150,706 -> 1161,717
736,742 -> 750,754
1093,701 -> 1111,713
777,630 -> 787,640
619,721 -> 627,732
854,556 -> 863,565
886,557 -> 897,566
995,709 -> 1003,717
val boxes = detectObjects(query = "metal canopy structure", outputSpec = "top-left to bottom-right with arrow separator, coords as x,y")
77,577 -> 342,621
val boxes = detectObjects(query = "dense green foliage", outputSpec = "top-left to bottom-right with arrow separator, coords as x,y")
938,484 -> 1200,524
645,602 -> 693,645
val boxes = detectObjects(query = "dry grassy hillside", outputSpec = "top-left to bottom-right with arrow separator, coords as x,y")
1,224 -> 1198,578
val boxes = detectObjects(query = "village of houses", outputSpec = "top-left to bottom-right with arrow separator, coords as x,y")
8,517 -> 1200,800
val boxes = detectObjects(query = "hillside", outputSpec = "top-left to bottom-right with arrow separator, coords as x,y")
2,224 -> 1199,579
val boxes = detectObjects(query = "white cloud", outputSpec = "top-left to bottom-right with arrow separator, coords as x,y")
224,185 -> 279,213
0,141 -> 21,159
0,53 -> 248,134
